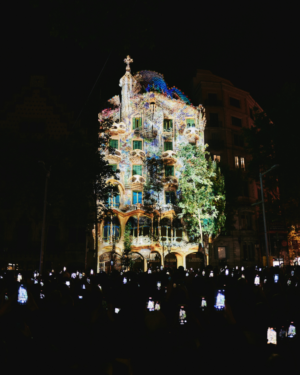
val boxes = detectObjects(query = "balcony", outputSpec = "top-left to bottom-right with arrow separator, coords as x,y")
162,176 -> 178,188
129,149 -> 146,163
136,126 -> 158,139
128,175 -> 146,190
105,149 -> 122,163
162,150 -> 177,165
183,127 -> 200,141
109,122 -> 126,135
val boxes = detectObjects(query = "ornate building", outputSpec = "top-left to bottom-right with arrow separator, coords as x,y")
97,57 -> 206,272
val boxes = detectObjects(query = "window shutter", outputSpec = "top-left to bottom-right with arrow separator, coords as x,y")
133,192 -> 137,204
133,118 -> 136,129
165,166 -> 174,176
138,192 -> 142,204
133,141 -> 142,150
164,142 -> 173,151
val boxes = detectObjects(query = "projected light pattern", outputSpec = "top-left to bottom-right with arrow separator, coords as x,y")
136,70 -> 191,104
96,56 -> 207,270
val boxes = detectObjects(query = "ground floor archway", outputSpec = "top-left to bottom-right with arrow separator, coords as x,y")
165,253 -> 177,269
186,252 -> 203,270
99,251 -> 122,273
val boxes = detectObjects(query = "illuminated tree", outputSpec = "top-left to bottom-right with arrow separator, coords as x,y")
177,143 -> 226,265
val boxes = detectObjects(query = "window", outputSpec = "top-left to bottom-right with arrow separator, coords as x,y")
132,165 -> 142,175
249,108 -> 254,120
163,119 -> 173,131
109,164 -> 117,172
164,142 -> 173,151
109,139 -> 118,148
240,157 -> 245,169
208,93 -> 218,105
165,165 -> 174,176
132,117 -> 142,129
231,116 -> 242,127
213,155 -> 221,162
165,191 -> 176,204
233,134 -> 244,147
235,156 -> 239,168
209,113 -> 219,127
229,97 -> 240,108
218,247 -> 226,259
240,214 -> 252,230
235,156 -> 245,170
133,191 -> 142,204
243,243 -> 248,260
133,140 -> 142,150
186,118 -> 195,128
111,193 -> 120,208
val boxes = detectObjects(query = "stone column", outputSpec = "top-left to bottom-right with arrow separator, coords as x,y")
143,257 -> 147,272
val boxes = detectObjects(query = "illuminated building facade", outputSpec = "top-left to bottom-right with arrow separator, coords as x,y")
192,70 -> 262,266
97,57 -> 207,271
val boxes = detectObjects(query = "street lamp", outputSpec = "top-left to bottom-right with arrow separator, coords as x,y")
38,161 -> 51,275
252,164 -> 279,267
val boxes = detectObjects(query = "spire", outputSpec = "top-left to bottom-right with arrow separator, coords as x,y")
124,55 -> 133,72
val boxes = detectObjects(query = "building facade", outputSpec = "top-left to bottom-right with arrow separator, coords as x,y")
97,57 -> 207,272
192,69 -> 262,267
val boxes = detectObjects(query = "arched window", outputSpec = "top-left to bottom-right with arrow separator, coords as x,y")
139,216 -> 151,237
161,218 -> 171,241
126,216 -> 138,237
103,216 -> 120,242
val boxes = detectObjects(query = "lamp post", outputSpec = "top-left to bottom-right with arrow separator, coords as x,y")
252,164 -> 279,267
38,161 -> 51,275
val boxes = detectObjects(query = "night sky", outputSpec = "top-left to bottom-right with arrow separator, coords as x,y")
1,1 -> 298,120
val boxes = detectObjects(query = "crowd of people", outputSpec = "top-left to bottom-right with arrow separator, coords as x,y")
1,264 -> 299,374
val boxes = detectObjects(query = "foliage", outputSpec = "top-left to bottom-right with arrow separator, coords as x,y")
122,226 -> 133,270
143,151 -> 165,241
177,143 -> 226,246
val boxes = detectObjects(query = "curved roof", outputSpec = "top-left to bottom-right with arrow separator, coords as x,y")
134,70 -> 191,105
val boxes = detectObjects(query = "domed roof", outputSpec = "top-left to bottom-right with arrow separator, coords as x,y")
134,70 -> 191,105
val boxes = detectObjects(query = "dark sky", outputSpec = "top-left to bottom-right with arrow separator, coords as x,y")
1,1 -> 298,121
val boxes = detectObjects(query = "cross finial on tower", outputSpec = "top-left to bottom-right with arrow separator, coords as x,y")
124,55 -> 133,72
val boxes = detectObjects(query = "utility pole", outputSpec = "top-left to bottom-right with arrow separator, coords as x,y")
39,162 -> 51,275
252,164 -> 279,267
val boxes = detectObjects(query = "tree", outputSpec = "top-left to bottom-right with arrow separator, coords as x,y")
177,143 -> 226,265
122,226 -> 133,270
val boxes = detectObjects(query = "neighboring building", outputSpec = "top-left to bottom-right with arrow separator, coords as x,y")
192,69 -> 263,267
97,57 -> 207,272
0,76 -> 91,271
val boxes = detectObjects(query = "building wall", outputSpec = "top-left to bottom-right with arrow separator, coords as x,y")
97,68 -> 208,271
193,70 -> 263,267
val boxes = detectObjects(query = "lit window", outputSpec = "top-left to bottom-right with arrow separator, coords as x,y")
186,118 -> 195,128
213,155 -> 221,162
235,156 -> 239,168
109,139 -> 118,148
164,142 -> 173,151
218,247 -> 226,259
133,140 -> 142,150
163,119 -> 173,131
240,157 -> 245,169
132,165 -> 142,176
165,165 -> 174,176
133,191 -> 142,204
132,117 -> 142,129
